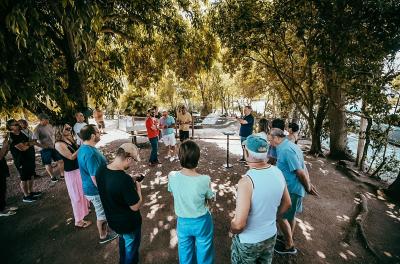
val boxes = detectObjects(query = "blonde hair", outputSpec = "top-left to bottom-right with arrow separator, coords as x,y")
54,125 -> 64,142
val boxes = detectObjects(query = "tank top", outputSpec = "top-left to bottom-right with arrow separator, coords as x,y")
57,140 -> 79,172
238,166 -> 286,243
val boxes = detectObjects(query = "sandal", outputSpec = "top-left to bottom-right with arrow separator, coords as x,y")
75,220 -> 92,228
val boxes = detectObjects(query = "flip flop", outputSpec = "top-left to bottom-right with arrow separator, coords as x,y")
75,220 -> 92,228
0,210 -> 16,217
6,206 -> 18,211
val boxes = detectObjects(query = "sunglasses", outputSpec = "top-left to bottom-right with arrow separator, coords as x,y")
64,127 -> 72,131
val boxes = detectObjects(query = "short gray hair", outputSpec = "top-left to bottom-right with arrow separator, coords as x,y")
270,128 -> 285,137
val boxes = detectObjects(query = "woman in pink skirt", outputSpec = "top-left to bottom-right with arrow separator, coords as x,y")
55,123 -> 91,228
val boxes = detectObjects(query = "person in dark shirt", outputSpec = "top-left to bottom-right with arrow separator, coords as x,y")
96,143 -> 143,264
7,119 -> 42,203
238,106 -> 254,162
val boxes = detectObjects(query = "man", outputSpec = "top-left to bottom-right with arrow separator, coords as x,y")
267,118 -> 285,165
93,107 -> 106,134
96,143 -> 143,264
268,128 -> 319,254
34,113 -> 63,182
145,108 -> 160,166
176,106 -> 192,142
159,110 -> 177,161
231,135 -> 291,264
77,124 -> 118,244
238,106 -> 254,162
73,112 -> 87,145
7,119 -> 42,203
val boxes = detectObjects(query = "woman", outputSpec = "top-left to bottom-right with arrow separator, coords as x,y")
55,124 -> 91,228
255,118 -> 269,141
288,122 -> 300,144
168,140 -> 215,264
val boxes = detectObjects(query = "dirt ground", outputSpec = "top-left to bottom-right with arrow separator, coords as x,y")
0,139 -> 399,264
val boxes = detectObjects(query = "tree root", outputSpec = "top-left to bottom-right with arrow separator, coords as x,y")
336,161 -> 385,190
344,193 -> 381,261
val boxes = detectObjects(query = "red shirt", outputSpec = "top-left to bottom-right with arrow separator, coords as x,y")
146,117 -> 159,139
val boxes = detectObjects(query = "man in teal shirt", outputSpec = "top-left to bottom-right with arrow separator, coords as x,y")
160,110 -> 177,161
268,128 -> 319,255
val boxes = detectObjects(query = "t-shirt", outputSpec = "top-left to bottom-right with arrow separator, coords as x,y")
168,171 -> 214,218
177,112 -> 192,131
0,156 -> 9,177
34,124 -> 55,149
276,138 -> 306,197
239,114 -> 254,137
93,109 -> 104,122
9,132 -> 35,168
77,144 -> 107,196
73,122 -> 87,145
96,167 -> 142,234
145,117 -> 159,139
160,116 -> 175,135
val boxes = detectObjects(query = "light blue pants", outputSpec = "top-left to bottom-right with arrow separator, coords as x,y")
177,213 -> 215,264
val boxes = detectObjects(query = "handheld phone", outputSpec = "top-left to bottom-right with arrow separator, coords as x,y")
136,174 -> 145,182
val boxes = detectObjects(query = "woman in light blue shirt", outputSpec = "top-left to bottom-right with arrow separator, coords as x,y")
168,140 -> 215,264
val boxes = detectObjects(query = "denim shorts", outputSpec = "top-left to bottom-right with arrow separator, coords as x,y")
40,148 -> 62,165
283,193 -> 303,221
85,194 -> 106,221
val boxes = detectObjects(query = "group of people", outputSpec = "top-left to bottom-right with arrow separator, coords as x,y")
1,105 -> 318,264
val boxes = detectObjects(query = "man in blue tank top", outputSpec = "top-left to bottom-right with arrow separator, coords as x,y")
231,135 -> 291,264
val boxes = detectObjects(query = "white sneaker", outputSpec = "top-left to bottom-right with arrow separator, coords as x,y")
169,157 -> 175,162
165,155 -> 171,159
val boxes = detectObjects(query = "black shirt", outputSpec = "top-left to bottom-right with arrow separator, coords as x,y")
239,114 -> 255,137
9,132 -> 35,168
0,157 -> 9,177
56,140 -> 79,172
96,166 -> 141,234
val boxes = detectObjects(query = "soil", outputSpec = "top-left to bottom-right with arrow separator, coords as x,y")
0,139 -> 399,264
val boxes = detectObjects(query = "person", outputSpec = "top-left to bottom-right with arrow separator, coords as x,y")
93,107 -> 106,134
231,135 -> 291,264
34,113 -> 64,182
55,124 -> 91,228
267,118 -> 285,165
255,118 -> 269,141
145,108 -> 160,166
77,124 -> 118,244
160,110 -> 178,161
268,128 -> 319,254
19,119 -> 40,178
238,106 -> 254,162
176,106 -> 192,142
0,133 -> 18,216
73,112 -> 87,146
288,122 -> 300,144
168,140 -> 215,264
7,119 -> 42,203
96,143 -> 143,264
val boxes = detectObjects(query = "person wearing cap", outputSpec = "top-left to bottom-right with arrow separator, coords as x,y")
33,113 -> 64,183
231,135 -> 291,264
168,140 -> 215,264
145,108 -> 160,166
237,106 -> 254,162
268,128 -> 319,255
159,110 -> 178,161
73,112 -> 87,146
176,105 -> 192,142
96,143 -> 143,264
78,124 -> 118,244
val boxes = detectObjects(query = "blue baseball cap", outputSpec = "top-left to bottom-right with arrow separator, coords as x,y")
243,135 -> 269,153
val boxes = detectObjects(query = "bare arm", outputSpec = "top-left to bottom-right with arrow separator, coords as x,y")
230,176 -> 253,234
129,181 -> 142,211
55,142 -> 78,160
0,138 -> 9,160
295,168 -> 319,196
15,142 -> 30,152
277,185 -> 292,218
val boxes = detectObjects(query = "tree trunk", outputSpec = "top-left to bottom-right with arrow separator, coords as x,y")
356,101 -> 368,168
360,117 -> 372,171
310,96 -> 328,154
385,172 -> 400,202
326,70 -> 349,159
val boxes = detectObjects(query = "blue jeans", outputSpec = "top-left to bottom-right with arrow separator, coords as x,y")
119,228 -> 141,264
177,213 -> 215,264
149,137 -> 159,163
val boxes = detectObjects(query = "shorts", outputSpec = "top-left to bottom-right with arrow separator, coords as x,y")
17,163 -> 35,181
179,130 -> 189,141
163,133 -> 176,146
40,148 -> 62,165
231,234 -> 276,264
85,194 -> 107,221
97,121 -> 105,129
283,193 -> 303,221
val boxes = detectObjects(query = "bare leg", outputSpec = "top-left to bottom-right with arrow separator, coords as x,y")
277,218 -> 294,249
57,160 -> 64,178
44,164 -> 54,178
98,220 -> 108,239
27,178 -> 33,193
20,181 -> 29,197
290,218 -> 297,237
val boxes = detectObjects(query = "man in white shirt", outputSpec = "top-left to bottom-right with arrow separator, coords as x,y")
73,112 -> 87,145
